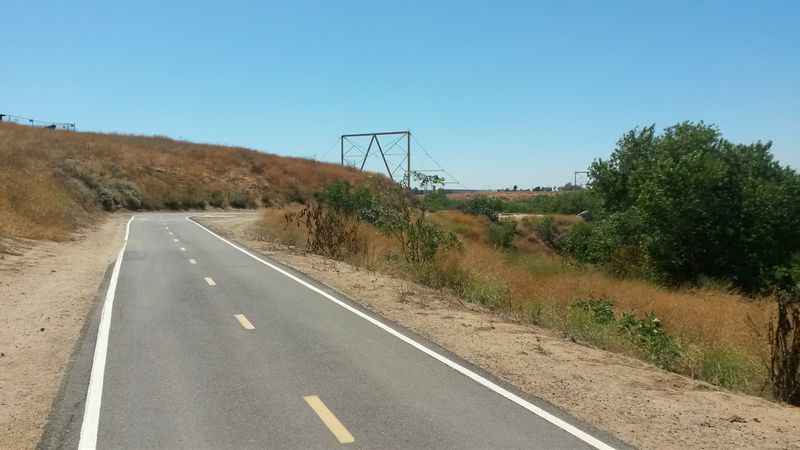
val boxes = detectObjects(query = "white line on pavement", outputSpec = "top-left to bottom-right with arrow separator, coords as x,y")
188,217 -> 617,450
204,277 -> 216,286
180,247 -> 186,252
78,215 -> 134,450
189,258 -> 197,264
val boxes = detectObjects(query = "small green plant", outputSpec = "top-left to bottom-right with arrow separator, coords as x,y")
567,299 -> 624,349
531,216 -> 558,248
700,347 -> 756,391
567,298 -> 682,370
488,221 -> 516,248
461,278 -> 510,309
618,312 -> 682,369
524,302 -> 545,325
573,298 -> 615,325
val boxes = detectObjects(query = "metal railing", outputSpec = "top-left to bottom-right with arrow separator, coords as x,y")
0,113 -> 75,131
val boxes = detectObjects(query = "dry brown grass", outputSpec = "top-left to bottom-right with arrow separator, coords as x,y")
258,206 -> 775,395
254,207 -> 396,272
0,123 -> 374,244
435,212 -> 771,350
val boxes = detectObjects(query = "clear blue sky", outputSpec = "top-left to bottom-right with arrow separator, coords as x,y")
3,1 -> 798,188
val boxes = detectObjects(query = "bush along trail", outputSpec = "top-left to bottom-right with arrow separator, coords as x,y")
256,122 -> 800,406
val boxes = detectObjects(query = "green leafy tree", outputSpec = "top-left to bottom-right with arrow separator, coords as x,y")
413,171 -> 446,191
588,122 -> 800,292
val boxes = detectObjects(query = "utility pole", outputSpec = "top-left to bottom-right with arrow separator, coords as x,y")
574,170 -> 589,187
406,130 -> 411,189
340,131 -> 412,189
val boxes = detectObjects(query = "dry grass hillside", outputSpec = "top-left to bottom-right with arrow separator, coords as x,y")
0,123 -> 372,245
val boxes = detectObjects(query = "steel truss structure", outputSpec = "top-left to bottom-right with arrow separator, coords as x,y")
341,131 -> 411,188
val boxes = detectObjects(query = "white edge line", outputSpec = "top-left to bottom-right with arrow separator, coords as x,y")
187,217 -> 617,450
78,215 -> 134,450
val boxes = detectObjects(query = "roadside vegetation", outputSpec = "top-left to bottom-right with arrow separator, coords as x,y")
0,122 -> 371,244
253,122 -> 800,405
3,120 -> 797,404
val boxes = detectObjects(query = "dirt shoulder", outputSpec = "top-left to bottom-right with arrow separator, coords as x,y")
198,213 -> 800,450
0,215 -> 127,449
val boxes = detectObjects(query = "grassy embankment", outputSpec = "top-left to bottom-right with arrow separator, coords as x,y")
0,123 -> 371,247
253,201 -> 775,398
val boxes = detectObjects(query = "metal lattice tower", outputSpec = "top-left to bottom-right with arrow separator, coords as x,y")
341,131 -> 412,188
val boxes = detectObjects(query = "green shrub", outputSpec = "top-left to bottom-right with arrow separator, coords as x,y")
459,196 -> 505,221
572,298 -> 615,325
400,216 -> 460,265
209,191 -> 225,208
559,221 -> 595,262
589,122 -> 800,292
618,312 -> 682,369
228,192 -> 250,208
567,299 -> 626,349
488,221 -> 516,248
316,180 -> 376,219
567,298 -> 682,370
164,198 -> 181,210
98,187 -> 116,211
531,216 -> 557,247
109,180 -> 143,210
511,190 -> 601,215
420,189 -> 456,211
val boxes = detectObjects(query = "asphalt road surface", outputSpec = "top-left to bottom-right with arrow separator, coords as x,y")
45,213 -> 631,450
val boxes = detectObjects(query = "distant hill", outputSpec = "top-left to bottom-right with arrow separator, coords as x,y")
0,123 -> 376,243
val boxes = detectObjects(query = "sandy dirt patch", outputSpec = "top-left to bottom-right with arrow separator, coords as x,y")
0,215 -> 127,449
199,213 -> 800,450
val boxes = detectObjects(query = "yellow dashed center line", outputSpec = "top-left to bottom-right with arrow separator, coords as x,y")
303,395 -> 354,444
234,314 -> 255,330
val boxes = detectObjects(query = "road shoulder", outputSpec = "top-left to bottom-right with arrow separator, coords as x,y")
0,215 -> 128,450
